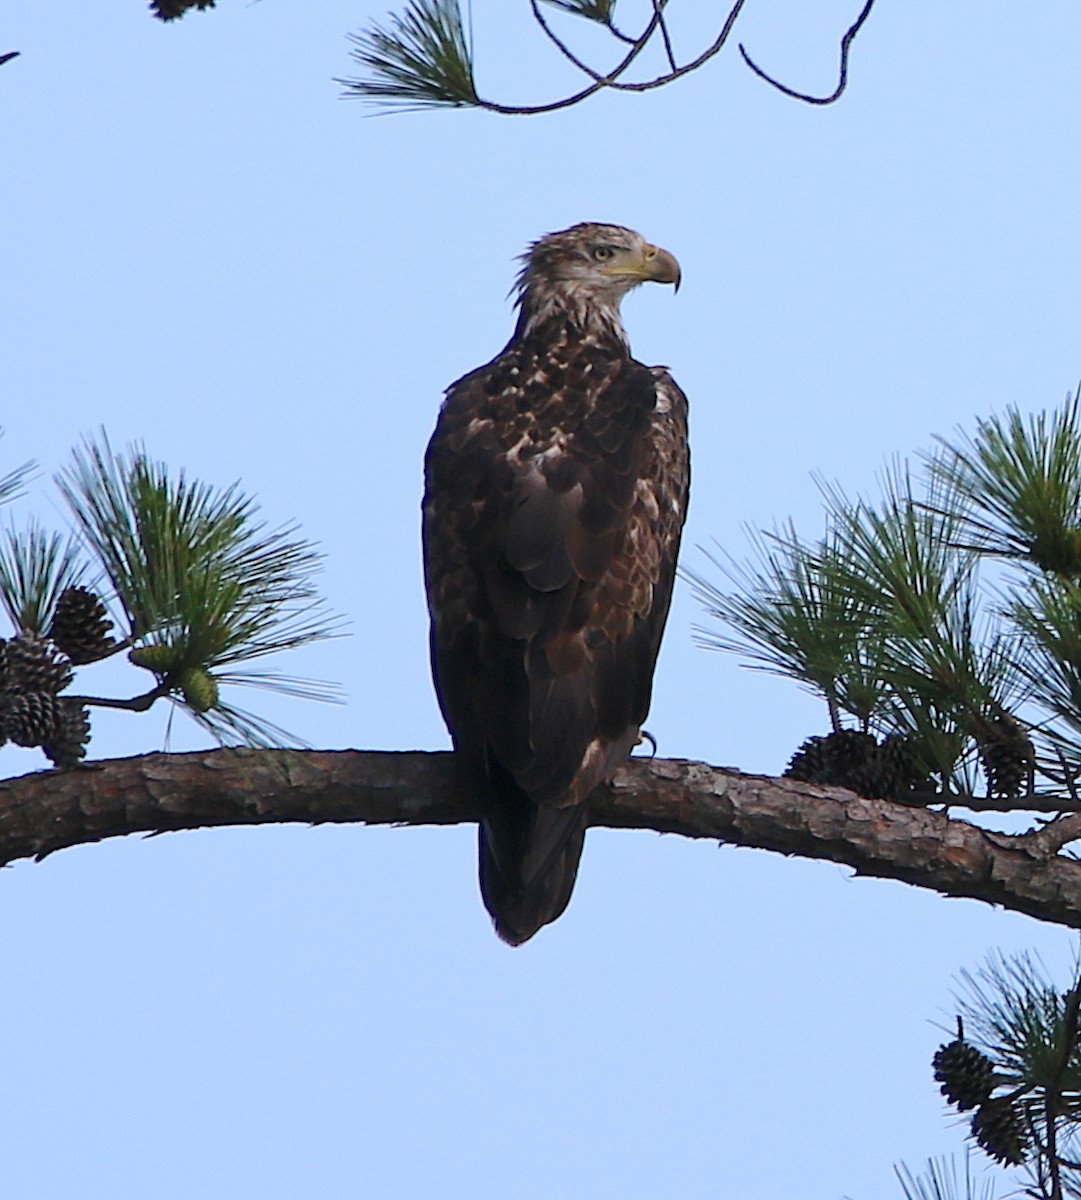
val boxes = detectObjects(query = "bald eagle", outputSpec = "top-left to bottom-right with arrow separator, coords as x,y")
423,223 -> 689,944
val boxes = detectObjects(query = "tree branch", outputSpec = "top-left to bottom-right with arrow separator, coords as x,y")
67,683 -> 172,713
529,0 -> 616,84
1023,812 -> 1081,857
609,0 -> 746,95
652,0 -> 678,76
738,0 -> 875,105
5,749 -> 1081,930
370,0 -> 748,115
470,1 -> 668,114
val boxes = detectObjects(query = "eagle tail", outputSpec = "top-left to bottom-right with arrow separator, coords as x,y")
478,758 -> 588,946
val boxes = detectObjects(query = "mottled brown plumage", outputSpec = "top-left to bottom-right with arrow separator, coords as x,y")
423,223 -> 689,943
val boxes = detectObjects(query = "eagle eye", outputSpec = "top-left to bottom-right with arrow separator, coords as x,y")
590,245 -> 616,262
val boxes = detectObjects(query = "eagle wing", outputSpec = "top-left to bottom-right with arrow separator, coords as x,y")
423,336 -> 688,940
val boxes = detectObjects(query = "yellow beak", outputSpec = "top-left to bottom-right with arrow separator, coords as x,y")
641,243 -> 681,290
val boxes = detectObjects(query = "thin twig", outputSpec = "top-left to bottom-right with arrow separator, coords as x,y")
895,788 -> 1081,814
68,683 -> 172,713
652,0 -> 678,75
827,695 -> 843,735
603,16 -> 637,46
528,0 -> 677,84
471,0 -> 746,113
738,0 -> 875,105
609,0 -> 746,94
1055,747 -> 1081,804
470,2 -> 664,114
75,632 -> 139,665
1023,812 -> 1081,857
529,0 -> 609,83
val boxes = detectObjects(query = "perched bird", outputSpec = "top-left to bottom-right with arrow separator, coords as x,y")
423,223 -> 689,944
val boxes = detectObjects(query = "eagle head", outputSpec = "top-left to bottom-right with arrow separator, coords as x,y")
514,222 -> 680,342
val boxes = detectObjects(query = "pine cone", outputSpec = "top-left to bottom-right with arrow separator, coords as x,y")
3,693 -> 61,747
877,734 -> 931,800
42,700 -> 91,769
129,643 -> 182,676
844,736 -> 923,801
971,1097 -> 1028,1166
975,714 -> 1034,799
4,632 -> 72,695
784,730 -> 930,801
932,1038 -> 994,1111
784,730 -> 878,786
49,587 -> 115,665
179,667 -> 219,714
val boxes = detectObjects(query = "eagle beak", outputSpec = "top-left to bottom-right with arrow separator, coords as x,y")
642,244 -> 681,292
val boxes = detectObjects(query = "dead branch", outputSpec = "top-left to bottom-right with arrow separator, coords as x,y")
738,0 -> 876,105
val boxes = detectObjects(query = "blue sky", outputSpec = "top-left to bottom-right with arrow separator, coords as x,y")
4,2 -> 1081,1196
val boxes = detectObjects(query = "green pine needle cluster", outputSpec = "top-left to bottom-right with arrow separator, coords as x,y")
928,397 -> 1081,573
0,432 -> 341,759
52,434 -> 340,746
688,468 -> 1015,791
0,525 -> 86,635
956,954 -> 1081,1095
0,437 -> 34,509
941,952 -> 1081,1189
691,395 -> 1081,799
342,0 -> 479,110
542,0 -> 617,22
58,436 -> 335,666
686,523 -> 886,726
895,1154 -> 997,1200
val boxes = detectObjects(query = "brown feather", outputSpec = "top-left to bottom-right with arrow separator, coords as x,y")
422,223 -> 688,943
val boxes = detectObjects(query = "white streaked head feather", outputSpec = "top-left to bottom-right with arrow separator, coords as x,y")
512,222 -> 674,345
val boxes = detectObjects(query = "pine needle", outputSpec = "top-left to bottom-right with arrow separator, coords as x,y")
820,465 -> 976,641
927,393 -> 1081,574
0,431 -> 35,508
689,458 -> 1033,794
180,696 -> 318,750
894,1153 -> 997,1200
1009,574 -> 1081,741
341,0 -> 479,110
0,524 -> 88,635
954,951 -> 1081,1094
685,523 -> 887,726
56,433 -> 342,742
542,0 -> 617,21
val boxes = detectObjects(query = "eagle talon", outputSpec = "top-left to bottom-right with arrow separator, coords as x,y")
635,730 -> 658,758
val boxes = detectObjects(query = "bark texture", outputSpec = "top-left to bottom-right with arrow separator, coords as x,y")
0,748 -> 1076,928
